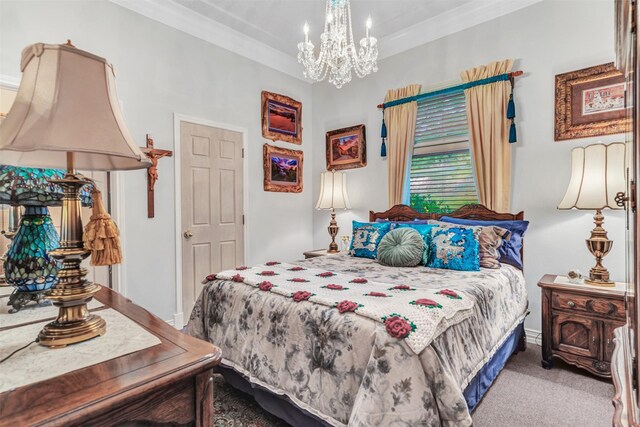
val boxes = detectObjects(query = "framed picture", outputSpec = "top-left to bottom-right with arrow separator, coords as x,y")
555,63 -> 629,141
261,91 -> 302,144
263,144 -> 303,193
325,124 -> 367,170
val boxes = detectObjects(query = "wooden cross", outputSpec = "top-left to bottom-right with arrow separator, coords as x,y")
141,134 -> 172,218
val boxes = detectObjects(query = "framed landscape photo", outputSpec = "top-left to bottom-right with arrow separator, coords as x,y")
263,143 -> 303,193
325,124 -> 367,170
261,91 -> 302,144
555,63 -> 629,141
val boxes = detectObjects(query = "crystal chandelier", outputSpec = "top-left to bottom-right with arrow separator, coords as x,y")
297,0 -> 378,88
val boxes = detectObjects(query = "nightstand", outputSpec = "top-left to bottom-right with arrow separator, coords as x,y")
303,249 -> 342,259
538,274 -> 625,378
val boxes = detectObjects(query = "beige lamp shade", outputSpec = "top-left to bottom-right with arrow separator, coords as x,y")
558,142 -> 626,210
0,42 -> 150,171
316,170 -> 351,210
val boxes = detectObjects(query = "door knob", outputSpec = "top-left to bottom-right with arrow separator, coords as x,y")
184,230 -> 193,239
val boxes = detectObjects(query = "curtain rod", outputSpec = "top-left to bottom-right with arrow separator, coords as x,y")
376,70 -> 524,109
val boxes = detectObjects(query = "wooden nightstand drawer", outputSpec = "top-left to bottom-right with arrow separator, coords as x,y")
552,291 -> 625,321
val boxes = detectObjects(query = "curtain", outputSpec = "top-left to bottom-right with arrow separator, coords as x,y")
461,59 -> 514,212
384,84 -> 421,207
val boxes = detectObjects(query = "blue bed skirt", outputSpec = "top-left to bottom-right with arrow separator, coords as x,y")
217,321 -> 526,426
464,321 -> 526,412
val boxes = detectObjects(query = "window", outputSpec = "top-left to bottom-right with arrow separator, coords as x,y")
408,88 -> 478,213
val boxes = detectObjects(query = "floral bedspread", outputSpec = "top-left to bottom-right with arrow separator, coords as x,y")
187,253 -> 528,427
211,263 -> 474,354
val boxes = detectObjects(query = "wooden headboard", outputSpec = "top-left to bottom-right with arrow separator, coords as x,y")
369,203 -> 524,222
369,204 -> 525,264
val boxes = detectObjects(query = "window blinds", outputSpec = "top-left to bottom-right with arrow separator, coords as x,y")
409,89 -> 478,213
414,90 -> 468,153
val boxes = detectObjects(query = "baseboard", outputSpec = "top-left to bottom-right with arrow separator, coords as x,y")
173,312 -> 184,330
525,327 -> 541,346
165,318 -> 174,327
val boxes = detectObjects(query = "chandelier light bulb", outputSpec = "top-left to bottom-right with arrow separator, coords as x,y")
366,15 -> 372,38
327,11 -> 333,24
303,21 -> 309,43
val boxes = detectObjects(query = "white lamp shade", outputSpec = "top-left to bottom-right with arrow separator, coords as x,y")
0,43 -> 151,171
558,142 -> 626,210
316,170 -> 351,210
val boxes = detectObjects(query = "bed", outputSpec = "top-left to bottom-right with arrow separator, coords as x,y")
186,204 -> 529,426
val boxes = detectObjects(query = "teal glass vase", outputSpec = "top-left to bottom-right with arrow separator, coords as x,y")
3,206 -> 61,292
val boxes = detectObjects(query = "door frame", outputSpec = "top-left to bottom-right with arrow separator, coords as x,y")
0,75 -> 124,295
173,113 -> 249,329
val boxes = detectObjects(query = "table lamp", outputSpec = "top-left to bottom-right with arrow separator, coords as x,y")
0,41 -> 151,347
558,142 -> 626,287
0,166 -> 92,311
316,170 -> 351,253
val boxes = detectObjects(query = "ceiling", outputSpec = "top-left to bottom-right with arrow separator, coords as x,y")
173,0 -> 473,57
111,0 -> 542,81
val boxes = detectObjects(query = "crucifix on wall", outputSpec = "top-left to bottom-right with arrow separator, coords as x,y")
142,134 -> 172,218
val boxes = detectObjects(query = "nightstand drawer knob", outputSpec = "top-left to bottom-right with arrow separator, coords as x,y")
567,301 -> 576,308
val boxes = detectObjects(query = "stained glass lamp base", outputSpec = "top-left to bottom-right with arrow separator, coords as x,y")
6,288 -> 52,313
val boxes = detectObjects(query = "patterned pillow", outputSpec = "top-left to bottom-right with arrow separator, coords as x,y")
377,228 -> 425,267
427,226 -> 480,271
439,216 -> 528,269
428,221 -> 510,269
394,223 -> 436,266
476,226 -> 511,268
349,221 -> 392,259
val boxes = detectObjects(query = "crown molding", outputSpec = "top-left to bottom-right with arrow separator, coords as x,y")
109,0 -> 305,81
378,0 -> 544,60
110,0 -> 542,83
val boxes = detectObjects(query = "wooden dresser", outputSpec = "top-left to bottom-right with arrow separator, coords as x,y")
539,274 -> 625,378
0,287 -> 222,426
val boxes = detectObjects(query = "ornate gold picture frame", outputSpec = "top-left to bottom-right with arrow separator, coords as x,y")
263,144 -> 303,193
325,124 -> 367,170
555,63 -> 629,141
261,91 -> 302,144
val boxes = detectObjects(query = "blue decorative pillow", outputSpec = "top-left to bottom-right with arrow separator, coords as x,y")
394,223 -> 435,266
427,226 -> 480,271
375,219 -> 432,225
439,216 -> 529,270
349,221 -> 392,259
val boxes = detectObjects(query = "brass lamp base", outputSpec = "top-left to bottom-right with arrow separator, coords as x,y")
327,208 -> 340,254
583,209 -> 615,288
39,155 -> 106,348
38,311 -> 105,348
584,277 -> 615,288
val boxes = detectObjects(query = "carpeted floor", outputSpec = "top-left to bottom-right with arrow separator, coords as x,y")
212,345 -> 614,426
472,345 -> 613,426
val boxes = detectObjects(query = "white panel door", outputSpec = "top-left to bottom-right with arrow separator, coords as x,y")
181,122 -> 244,318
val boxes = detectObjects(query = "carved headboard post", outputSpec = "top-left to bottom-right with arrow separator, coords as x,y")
369,204 -> 525,266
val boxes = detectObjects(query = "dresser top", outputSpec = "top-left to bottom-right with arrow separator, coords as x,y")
538,273 -> 626,298
0,287 -> 222,426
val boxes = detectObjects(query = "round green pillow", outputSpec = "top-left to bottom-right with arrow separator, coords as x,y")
376,228 -> 425,267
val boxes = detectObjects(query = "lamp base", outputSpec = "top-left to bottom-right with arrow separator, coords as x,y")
584,209 -> 615,289
38,311 -> 106,348
584,278 -> 616,288
327,208 -> 340,254
6,288 -> 51,313
39,167 -> 106,348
